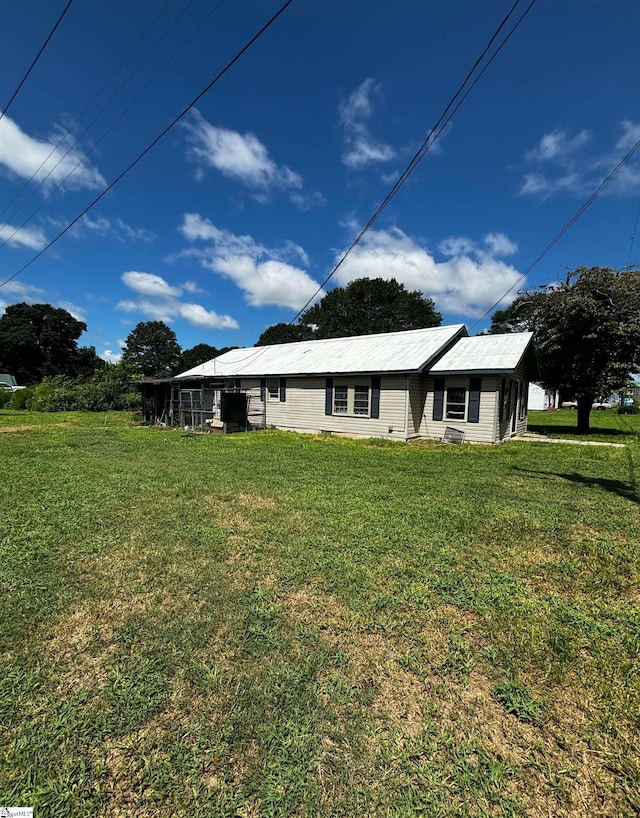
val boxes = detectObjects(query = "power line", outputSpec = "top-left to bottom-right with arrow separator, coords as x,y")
0,0 -> 178,220
290,0 -> 538,324
0,0 -> 228,253
626,198 -> 640,268
0,0 -> 75,123
0,0 -> 202,244
469,137 -> 640,331
0,0 -> 273,288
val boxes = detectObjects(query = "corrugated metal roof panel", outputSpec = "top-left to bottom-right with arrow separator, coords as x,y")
429,332 -> 534,373
177,324 -> 467,379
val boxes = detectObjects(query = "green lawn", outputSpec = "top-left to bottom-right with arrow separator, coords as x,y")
1,410 -> 638,817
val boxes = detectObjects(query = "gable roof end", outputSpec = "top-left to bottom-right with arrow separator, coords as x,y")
429,332 -> 538,377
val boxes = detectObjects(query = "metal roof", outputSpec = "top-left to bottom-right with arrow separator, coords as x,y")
176,324 -> 467,379
429,332 -> 535,374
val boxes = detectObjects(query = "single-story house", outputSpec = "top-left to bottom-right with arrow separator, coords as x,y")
144,325 -> 538,444
528,382 -> 560,411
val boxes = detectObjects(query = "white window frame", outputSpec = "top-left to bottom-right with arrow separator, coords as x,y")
333,379 -> 371,417
445,384 -> 467,421
333,384 -> 348,414
267,378 -> 280,401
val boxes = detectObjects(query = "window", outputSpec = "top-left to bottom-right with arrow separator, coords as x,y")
354,385 -> 369,415
446,386 -> 466,420
334,385 -> 348,414
331,381 -> 370,416
267,378 -> 279,400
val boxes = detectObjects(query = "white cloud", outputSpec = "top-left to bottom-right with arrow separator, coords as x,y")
122,271 -> 182,299
177,213 -> 322,310
182,280 -> 207,295
0,115 -> 105,191
80,215 -> 155,243
339,78 -> 395,169
0,280 -> 46,313
332,226 -> 522,317
0,222 -> 47,250
118,270 -> 239,330
525,129 -> 590,162
177,302 -> 238,329
57,300 -> 86,322
182,110 -> 322,210
520,121 -> 640,198
100,349 -> 122,364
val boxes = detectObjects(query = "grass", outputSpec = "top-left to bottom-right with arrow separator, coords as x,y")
0,409 -> 639,816
527,406 -> 640,444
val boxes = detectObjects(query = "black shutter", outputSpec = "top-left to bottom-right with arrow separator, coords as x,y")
433,377 -> 445,421
325,377 -> 333,415
279,377 -> 286,402
468,376 -> 481,423
260,378 -> 266,401
371,376 -> 381,419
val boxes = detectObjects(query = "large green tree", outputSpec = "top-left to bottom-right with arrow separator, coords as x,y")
121,321 -> 182,378
256,278 -> 441,345
255,323 -> 315,346
0,302 -> 94,384
180,343 -> 239,371
305,278 -> 442,338
488,266 -> 640,433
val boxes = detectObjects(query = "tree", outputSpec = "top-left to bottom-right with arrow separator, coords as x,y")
0,302 -> 88,384
121,321 -> 182,378
256,278 -> 442,345
255,323 -> 315,346
180,343 -> 220,372
488,267 -> 640,433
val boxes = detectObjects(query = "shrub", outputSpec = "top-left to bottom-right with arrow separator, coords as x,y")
0,389 -> 11,408
10,387 -> 34,410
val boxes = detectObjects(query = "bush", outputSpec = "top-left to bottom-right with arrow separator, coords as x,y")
0,389 -> 12,408
10,387 -> 34,410
23,368 -> 141,413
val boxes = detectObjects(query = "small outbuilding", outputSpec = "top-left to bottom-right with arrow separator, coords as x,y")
147,325 -> 537,444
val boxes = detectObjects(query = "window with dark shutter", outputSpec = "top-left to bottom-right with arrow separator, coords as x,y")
279,377 -> 286,402
433,377 -> 445,421
325,377 -> 333,416
371,376 -> 381,419
468,377 -> 481,423
260,378 -> 266,401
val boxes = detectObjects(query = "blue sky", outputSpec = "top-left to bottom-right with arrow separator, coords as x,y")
0,0 -> 638,362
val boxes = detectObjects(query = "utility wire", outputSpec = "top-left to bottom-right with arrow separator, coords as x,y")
0,0 -> 296,290
0,0 -> 201,243
0,0 -> 227,254
469,137 -> 640,331
0,0 -> 74,123
290,0 -> 537,324
0,0 -> 178,220
626,198 -> 640,268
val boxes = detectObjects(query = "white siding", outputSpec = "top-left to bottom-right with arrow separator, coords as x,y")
420,374 -> 499,444
258,375 -> 409,439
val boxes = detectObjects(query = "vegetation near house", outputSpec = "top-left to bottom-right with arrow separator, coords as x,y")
121,320 -> 183,378
257,277 -> 442,345
489,266 -> 640,433
0,302 -> 104,384
0,409 -> 638,815
180,342 -> 238,372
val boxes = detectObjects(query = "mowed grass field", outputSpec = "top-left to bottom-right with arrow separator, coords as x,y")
0,409 -> 638,817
